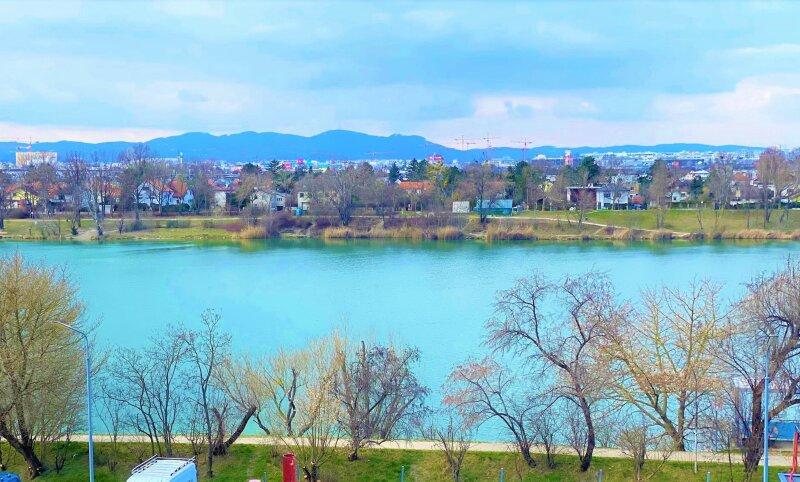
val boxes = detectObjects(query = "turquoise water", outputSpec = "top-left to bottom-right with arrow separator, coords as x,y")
1,239 -> 798,437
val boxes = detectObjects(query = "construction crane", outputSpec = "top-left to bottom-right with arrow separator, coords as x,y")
454,136 -> 476,151
482,135 -> 499,150
513,138 -> 535,161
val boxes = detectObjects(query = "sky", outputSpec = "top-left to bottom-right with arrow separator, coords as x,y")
1,0 -> 800,147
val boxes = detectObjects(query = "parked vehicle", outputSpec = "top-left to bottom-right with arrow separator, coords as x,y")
127,456 -> 197,482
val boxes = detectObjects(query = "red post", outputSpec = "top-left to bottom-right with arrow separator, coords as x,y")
282,453 -> 297,482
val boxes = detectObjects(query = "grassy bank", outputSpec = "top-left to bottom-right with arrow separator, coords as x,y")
0,442 -> 786,482
2,209 -> 800,243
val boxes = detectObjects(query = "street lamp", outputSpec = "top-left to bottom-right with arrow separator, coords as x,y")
50,320 -> 94,482
763,333 -> 777,482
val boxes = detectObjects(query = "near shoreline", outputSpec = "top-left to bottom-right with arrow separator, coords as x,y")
3,209 -> 800,244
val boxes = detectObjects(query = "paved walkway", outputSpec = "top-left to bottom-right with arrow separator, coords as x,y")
71,435 -> 792,467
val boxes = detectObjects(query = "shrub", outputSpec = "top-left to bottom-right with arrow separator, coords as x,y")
485,222 -> 537,241
434,225 -> 463,240
166,219 -> 191,229
8,208 -> 30,219
314,216 -> 337,230
322,227 -> 354,239
223,221 -> 245,232
201,220 -> 216,229
236,226 -> 266,239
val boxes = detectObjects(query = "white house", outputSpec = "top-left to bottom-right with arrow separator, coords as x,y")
452,200 -> 470,213
297,191 -> 311,213
595,186 -> 630,209
670,190 -> 690,203
252,189 -> 286,211
137,181 -> 193,207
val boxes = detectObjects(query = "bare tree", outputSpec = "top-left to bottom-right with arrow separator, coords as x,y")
647,160 -> 671,229
465,160 -> 504,224
716,260 -> 800,476
0,254 -> 87,478
420,408 -> 475,482
603,280 -> 725,450
63,152 -> 89,235
119,144 -> 155,226
617,418 -> 674,482
87,157 -> 115,238
756,147 -> 789,227
531,402 -> 562,469
22,162 -> 59,218
273,337 -> 342,482
487,272 -> 618,472
707,163 -> 734,232
150,161 -> 177,216
96,376 -> 127,471
333,340 -> 428,461
308,164 -> 371,225
0,167 -> 13,230
183,310 -> 232,478
108,327 -> 188,457
446,359 -> 538,467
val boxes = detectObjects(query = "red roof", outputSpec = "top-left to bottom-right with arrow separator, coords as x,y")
398,180 -> 431,191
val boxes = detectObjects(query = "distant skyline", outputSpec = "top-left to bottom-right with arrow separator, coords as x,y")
1,1 -> 799,147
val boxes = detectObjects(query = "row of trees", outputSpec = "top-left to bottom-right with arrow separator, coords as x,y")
446,263 -> 800,479
3,263 -> 800,479
0,254 -> 428,480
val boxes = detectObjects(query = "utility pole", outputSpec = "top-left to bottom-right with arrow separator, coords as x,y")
763,333 -> 776,482
50,320 -> 94,482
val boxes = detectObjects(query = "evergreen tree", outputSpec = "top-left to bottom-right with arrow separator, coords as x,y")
388,162 -> 401,183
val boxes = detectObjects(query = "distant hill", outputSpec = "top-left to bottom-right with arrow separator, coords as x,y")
0,130 -> 763,164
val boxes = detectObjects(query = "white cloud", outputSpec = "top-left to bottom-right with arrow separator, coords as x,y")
421,76 -> 800,148
0,122 -> 177,143
651,75 -> 800,121
723,43 -> 800,58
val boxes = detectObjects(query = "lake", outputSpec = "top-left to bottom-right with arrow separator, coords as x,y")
1,239 -> 798,438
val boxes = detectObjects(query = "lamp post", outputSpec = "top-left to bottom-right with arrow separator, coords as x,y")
51,320 -> 94,482
763,333 -> 776,482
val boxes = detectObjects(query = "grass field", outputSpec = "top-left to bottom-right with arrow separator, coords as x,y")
0,442 -> 786,482
519,208 -> 800,234
2,208 -> 800,243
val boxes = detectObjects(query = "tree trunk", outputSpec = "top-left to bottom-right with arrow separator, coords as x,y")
0,425 -> 45,479
520,442 -> 537,467
212,406 -> 255,456
579,398 -> 595,472
743,388 -> 765,476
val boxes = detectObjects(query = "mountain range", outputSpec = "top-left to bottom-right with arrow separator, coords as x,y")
0,130 -> 763,164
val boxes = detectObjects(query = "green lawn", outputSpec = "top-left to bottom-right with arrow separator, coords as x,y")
0,442 -> 787,482
3,209 -> 800,242
517,208 -> 800,234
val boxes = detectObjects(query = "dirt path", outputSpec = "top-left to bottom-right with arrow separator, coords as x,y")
514,215 -> 692,237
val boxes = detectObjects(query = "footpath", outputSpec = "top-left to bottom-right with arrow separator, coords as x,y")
71,435 -> 792,467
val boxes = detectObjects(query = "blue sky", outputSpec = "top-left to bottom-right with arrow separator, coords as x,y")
1,1 -> 800,146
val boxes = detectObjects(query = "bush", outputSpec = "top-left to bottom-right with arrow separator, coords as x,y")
322,227 -> 354,239
166,219 -> 191,229
223,221 -> 245,232
201,220 -> 216,229
236,226 -> 266,239
8,208 -> 31,219
434,226 -> 463,240
314,217 -> 337,230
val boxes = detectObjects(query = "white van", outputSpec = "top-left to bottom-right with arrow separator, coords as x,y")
127,456 -> 198,482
